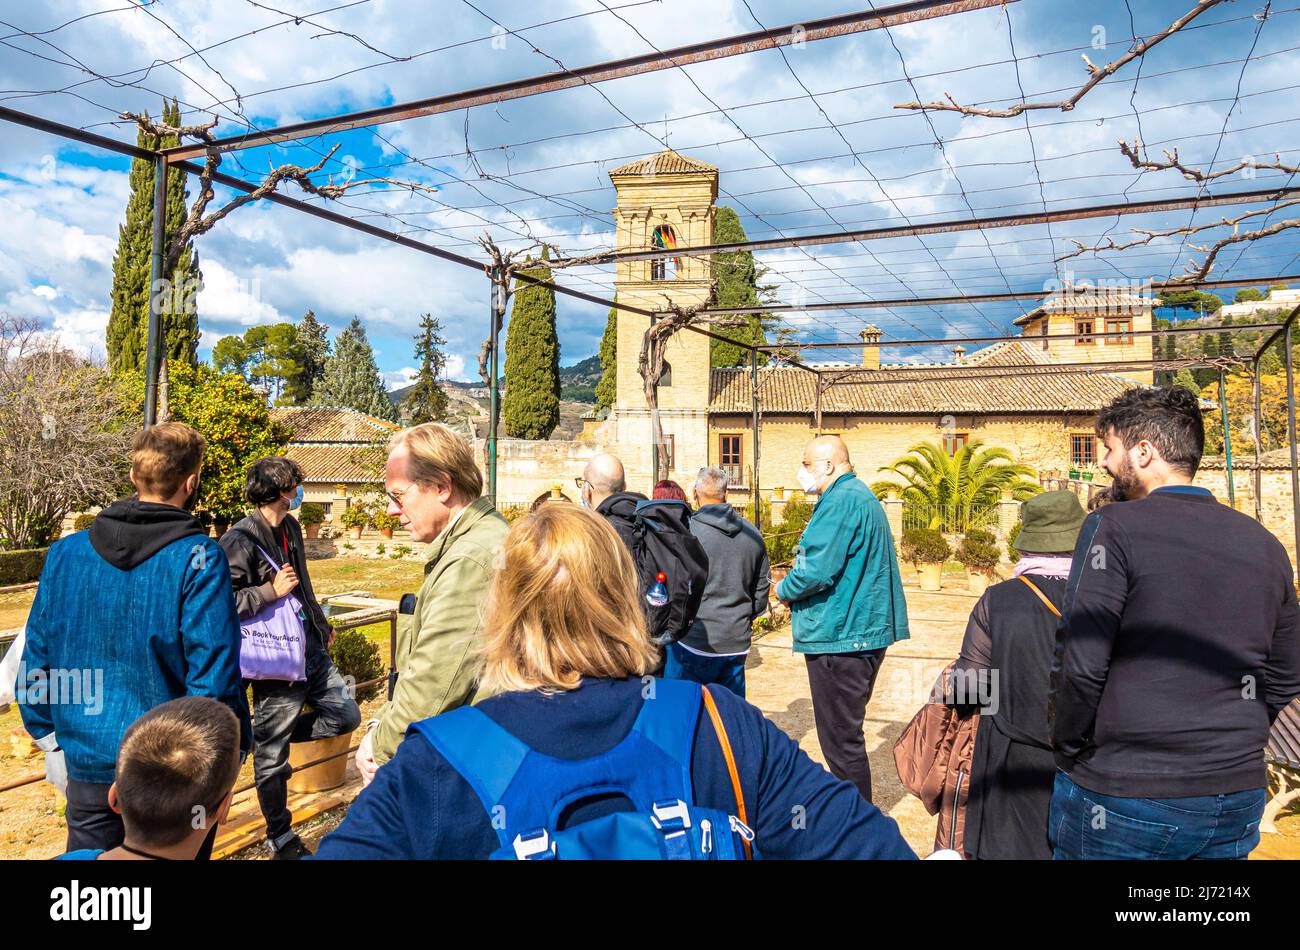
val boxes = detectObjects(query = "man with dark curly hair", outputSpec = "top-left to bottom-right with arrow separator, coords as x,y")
1049,386 -> 1300,860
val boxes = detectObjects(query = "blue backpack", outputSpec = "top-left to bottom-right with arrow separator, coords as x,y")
411,679 -> 755,860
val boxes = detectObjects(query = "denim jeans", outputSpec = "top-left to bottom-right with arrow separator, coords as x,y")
1048,769 -> 1266,860
251,645 -> 361,846
664,642 -> 747,698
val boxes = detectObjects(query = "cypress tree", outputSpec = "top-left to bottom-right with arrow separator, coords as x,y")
710,206 -> 773,367
106,99 -> 200,375
311,317 -> 396,420
160,99 -> 201,368
595,302 -> 618,413
406,313 -> 450,424
1218,314 -> 1234,358
1172,368 -> 1200,395
502,247 -> 560,439
106,118 -> 157,375
284,309 -> 330,404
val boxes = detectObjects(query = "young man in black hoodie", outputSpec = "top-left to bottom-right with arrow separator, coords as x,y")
1049,386 -> 1300,859
20,422 -> 250,857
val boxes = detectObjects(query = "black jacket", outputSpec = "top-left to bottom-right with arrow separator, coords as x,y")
594,491 -> 647,555
957,575 -> 1066,860
219,510 -> 330,649
1051,486 -> 1300,798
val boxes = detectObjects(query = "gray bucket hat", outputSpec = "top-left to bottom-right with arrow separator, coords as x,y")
1015,490 -> 1086,555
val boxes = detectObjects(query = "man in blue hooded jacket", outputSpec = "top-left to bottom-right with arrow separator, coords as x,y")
775,434 -> 909,802
19,422 -> 250,857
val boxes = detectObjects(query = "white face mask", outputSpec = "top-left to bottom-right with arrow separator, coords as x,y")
797,463 -> 822,494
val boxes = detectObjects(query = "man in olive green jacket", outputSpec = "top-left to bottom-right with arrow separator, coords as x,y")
356,424 -> 508,777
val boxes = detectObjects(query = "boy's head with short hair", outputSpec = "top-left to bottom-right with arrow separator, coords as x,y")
129,422 -> 206,503
109,697 -> 241,849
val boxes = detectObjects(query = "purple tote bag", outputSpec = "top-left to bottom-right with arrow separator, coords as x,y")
239,544 -> 307,682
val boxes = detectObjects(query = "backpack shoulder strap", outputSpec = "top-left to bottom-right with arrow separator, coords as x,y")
700,685 -> 752,860
410,708 -> 531,845
1017,575 -> 1062,618
630,678 -> 704,795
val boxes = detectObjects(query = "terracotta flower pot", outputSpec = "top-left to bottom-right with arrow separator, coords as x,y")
966,570 -> 993,596
305,524 -> 320,539
347,525 -> 363,540
918,561 -> 944,591
380,527 -> 394,540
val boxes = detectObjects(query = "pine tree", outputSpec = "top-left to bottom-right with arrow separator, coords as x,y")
212,335 -> 250,376
710,206 -> 774,367
311,317 -> 396,420
284,309 -> 330,404
502,247 -> 560,439
595,302 -> 618,413
406,313 -> 450,424
106,99 -> 200,375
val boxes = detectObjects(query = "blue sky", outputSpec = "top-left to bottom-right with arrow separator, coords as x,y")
1,0 -> 1299,383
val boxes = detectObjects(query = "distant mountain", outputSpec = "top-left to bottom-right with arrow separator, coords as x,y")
560,355 -> 601,385
388,354 -> 602,406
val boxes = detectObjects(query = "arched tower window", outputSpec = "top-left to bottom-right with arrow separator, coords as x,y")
650,224 -> 679,281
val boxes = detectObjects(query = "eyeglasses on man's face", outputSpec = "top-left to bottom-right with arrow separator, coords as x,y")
386,484 -> 414,509
574,477 -> 591,492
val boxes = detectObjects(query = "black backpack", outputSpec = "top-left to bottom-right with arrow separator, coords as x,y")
630,499 -> 709,645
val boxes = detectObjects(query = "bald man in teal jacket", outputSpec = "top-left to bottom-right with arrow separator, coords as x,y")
777,435 -> 909,801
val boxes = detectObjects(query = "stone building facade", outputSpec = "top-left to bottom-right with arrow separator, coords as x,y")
487,148 -> 1160,509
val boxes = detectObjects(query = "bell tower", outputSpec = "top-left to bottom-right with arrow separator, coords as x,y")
607,150 -> 717,489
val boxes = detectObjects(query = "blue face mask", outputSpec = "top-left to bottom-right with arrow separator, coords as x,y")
286,485 -> 303,511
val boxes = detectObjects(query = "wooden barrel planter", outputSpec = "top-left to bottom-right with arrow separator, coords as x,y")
286,733 -> 352,793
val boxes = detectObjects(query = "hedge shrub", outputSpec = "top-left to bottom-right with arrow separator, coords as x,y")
0,548 -> 48,585
328,627 -> 384,703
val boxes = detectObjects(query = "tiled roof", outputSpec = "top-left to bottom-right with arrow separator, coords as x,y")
710,340 -> 1137,415
270,406 -> 399,444
608,150 -> 718,177
1014,290 -> 1153,325
285,444 -> 385,484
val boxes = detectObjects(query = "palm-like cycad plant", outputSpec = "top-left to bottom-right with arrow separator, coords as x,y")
870,440 -> 1040,532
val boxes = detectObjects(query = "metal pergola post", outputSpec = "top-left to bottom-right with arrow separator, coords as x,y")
1286,320 -> 1300,572
700,274 -> 1300,317
488,266 -> 504,507
1253,354 -> 1264,522
143,157 -> 168,429
1219,369 -> 1235,507
609,185 -> 1300,264
158,0 -> 1015,163
751,347 -> 761,531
